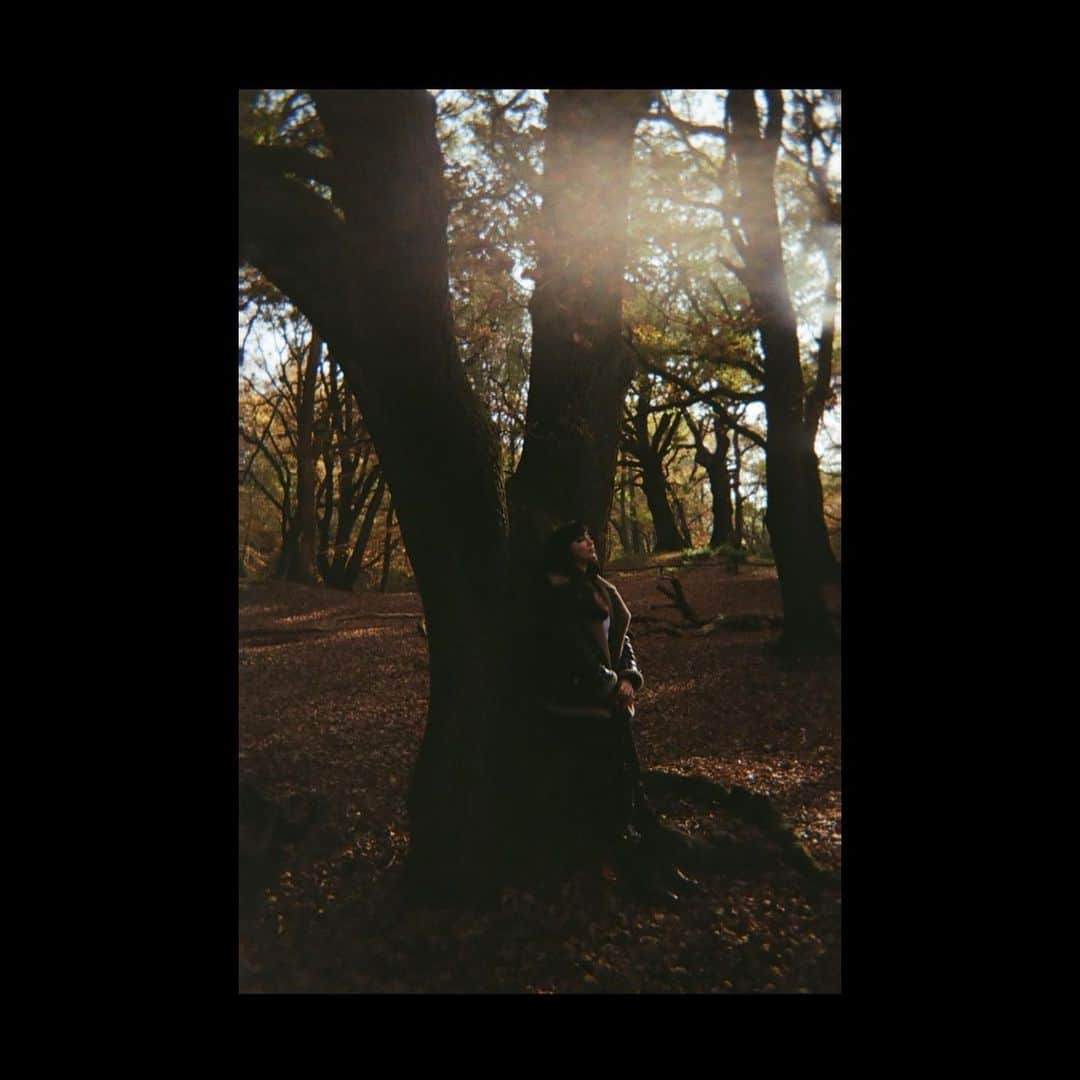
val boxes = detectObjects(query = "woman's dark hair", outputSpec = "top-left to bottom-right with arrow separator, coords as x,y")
542,520 -> 593,576
541,522 -> 608,622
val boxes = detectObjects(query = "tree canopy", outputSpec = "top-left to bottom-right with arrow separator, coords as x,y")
239,89 -> 840,575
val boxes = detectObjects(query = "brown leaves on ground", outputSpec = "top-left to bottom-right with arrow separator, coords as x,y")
238,563 -> 841,993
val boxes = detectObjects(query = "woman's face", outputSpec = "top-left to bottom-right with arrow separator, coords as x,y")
569,531 -> 596,565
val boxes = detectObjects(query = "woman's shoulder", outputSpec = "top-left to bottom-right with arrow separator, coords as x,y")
595,575 -> 631,618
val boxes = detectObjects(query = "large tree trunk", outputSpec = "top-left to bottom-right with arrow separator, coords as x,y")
507,89 -> 655,570
240,88 -> 653,899
726,89 -> 833,650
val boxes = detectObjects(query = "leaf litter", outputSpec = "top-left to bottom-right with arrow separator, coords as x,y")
238,564 -> 840,993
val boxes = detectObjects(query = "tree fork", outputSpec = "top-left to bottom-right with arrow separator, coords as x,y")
241,89 -> 662,900
508,89 -> 656,569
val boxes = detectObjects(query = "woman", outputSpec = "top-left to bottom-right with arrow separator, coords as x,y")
528,521 -> 698,901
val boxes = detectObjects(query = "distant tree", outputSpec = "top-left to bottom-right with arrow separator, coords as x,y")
643,89 -> 840,647
240,260 -> 401,592
721,88 -> 837,644
684,410 -> 733,548
290,329 -> 321,584
620,375 -> 690,551
378,498 -> 398,592
315,353 -> 387,591
237,311 -> 322,584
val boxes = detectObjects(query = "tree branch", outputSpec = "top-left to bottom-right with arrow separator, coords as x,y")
238,138 -> 337,190
650,96 -> 727,187
718,255 -> 749,286
633,348 -> 764,407
239,395 -> 284,486
238,154 -> 352,348
246,468 -> 285,517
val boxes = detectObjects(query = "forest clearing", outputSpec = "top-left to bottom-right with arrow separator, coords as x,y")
239,560 -> 841,993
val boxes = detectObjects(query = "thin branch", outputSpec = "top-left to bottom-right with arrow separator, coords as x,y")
245,468 -> 286,516
239,394 -> 284,485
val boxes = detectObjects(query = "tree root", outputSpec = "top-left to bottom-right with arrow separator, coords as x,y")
643,768 -> 835,887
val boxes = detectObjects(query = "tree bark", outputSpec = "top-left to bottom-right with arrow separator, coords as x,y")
726,89 -> 833,649
507,89 -> 656,570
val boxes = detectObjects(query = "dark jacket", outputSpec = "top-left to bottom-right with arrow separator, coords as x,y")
535,571 -> 644,720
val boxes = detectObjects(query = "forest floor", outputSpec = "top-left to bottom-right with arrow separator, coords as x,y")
238,559 -> 841,994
